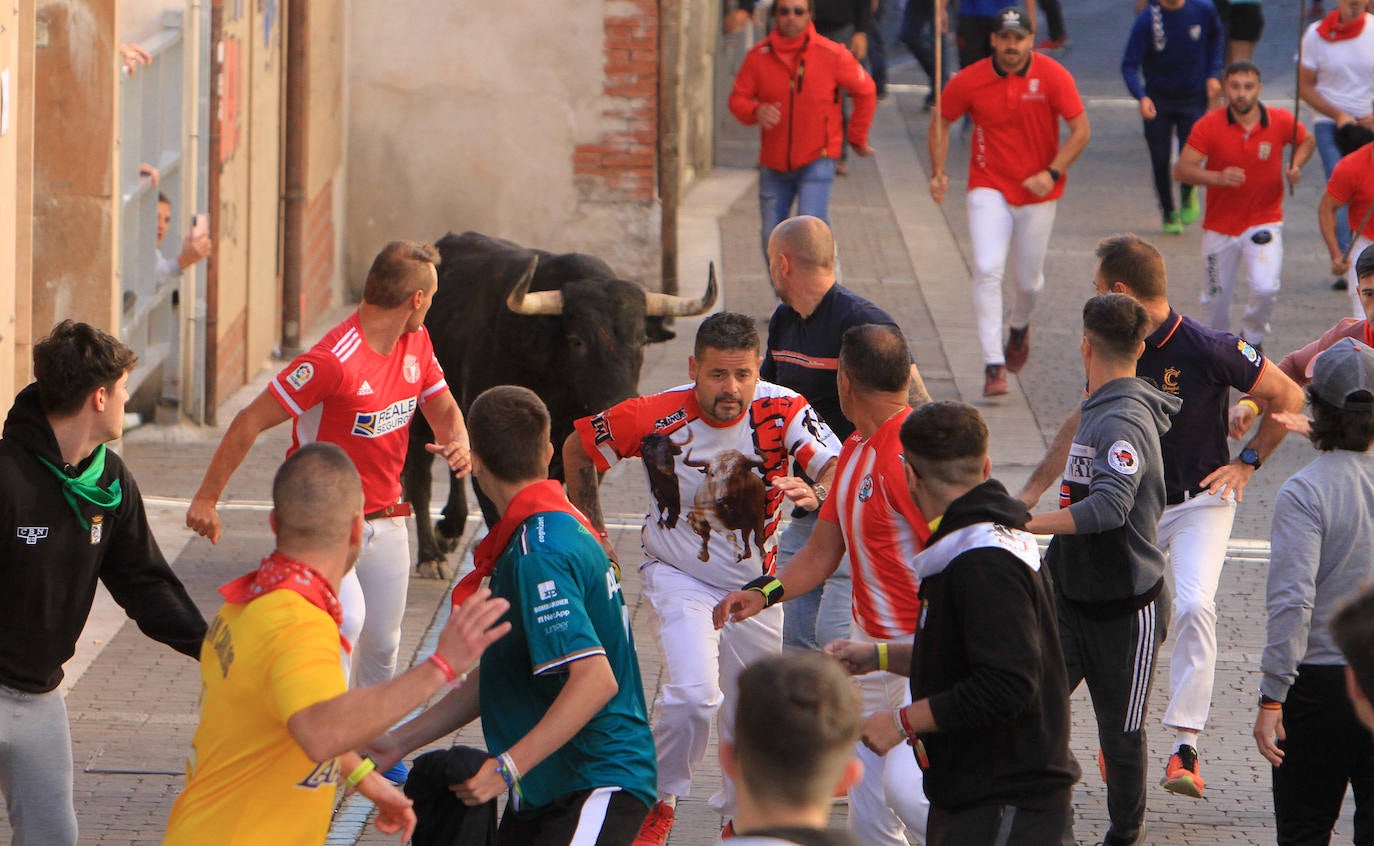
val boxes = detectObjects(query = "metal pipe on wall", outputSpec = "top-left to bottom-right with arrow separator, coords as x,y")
658,0 -> 682,295
204,0 -> 222,425
280,0 -> 305,357
180,0 -> 204,421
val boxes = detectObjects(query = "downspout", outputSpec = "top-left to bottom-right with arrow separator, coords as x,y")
204,0 -> 222,425
280,0 -> 306,357
181,0 -> 204,421
658,0 -> 682,295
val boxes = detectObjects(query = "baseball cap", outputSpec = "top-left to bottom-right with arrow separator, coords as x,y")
994,7 -> 1033,35
1311,337 -> 1374,412
1357,243 -> 1374,280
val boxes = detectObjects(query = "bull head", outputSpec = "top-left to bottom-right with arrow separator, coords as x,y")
505,260 -> 719,318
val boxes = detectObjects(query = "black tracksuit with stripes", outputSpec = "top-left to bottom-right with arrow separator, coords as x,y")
1045,376 -> 1179,846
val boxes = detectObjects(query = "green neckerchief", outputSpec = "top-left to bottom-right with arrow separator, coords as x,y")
36,444 -> 123,530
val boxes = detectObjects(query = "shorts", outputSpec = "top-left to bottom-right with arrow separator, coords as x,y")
1226,2 -> 1264,42
498,787 -> 649,846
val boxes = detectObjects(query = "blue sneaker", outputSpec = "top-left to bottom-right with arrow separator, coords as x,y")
381,760 -> 409,785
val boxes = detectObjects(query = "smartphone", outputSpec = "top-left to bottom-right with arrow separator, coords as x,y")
191,213 -> 209,237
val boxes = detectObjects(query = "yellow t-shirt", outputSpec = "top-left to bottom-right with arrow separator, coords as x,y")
164,590 -> 347,845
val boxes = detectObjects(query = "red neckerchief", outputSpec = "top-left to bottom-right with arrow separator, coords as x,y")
450,480 -> 597,609
767,22 -> 813,67
1317,10 -> 1366,41
220,551 -> 350,653
1363,320 -> 1374,348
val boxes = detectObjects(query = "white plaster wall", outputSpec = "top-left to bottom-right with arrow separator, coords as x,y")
119,0 -> 175,42
346,0 -> 660,289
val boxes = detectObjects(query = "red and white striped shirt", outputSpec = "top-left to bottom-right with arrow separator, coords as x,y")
821,408 -> 930,639
574,381 -> 838,590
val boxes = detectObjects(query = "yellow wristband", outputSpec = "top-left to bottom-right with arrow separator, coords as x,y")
876,643 -> 889,672
1238,398 -> 1261,416
344,756 -> 377,790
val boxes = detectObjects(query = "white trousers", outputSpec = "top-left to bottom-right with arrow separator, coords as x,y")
966,188 -> 1058,365
338,516 -> 412,688
1346,235 -> 1373,320
849,635 -> 929,846
1200,223 -> 1283,345
640,560 -> 783,816
1157,492 -> 1237,733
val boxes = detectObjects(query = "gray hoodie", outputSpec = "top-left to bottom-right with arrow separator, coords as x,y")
1046,376 -> 1181,614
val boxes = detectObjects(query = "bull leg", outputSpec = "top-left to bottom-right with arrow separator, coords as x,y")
752,519 -> 767,562
434,468 -> 468,550
403,424 -> 449,580
688,512 -> 712,562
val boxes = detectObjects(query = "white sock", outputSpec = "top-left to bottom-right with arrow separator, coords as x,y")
1175,730 -> 1200,752
658,794 -> 678,809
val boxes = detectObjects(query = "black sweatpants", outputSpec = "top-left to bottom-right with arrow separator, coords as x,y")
498,787 -> 649,846
1056,588 -> 1170,846
929,797 -> 1071,846
1273,665 -> 1374,845
1142,96 -> 1206,217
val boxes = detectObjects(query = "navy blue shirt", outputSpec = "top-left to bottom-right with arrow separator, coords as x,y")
1136,310 -> 1265,498
762,283 -> 901,443
1121,0 -> 1224,102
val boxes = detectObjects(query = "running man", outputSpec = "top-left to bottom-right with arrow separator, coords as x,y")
186,241 -> 471,718
929,5 -> 1091,396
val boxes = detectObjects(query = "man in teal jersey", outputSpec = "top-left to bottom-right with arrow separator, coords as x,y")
369,385 -> 656,844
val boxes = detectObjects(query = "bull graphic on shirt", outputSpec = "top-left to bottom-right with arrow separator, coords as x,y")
683,448 -> 768,563
641,429 -> 689,529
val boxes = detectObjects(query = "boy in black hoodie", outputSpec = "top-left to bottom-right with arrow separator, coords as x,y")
828,401 -> 1079,845
0,321 -> 206,845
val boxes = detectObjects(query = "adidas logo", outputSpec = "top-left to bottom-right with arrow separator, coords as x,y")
357,381 -> 374,396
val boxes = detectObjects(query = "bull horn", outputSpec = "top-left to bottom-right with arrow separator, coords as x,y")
644,262 -> 718,317
505,257 -> 563,315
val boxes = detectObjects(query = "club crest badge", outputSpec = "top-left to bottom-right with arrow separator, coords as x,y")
1189,24 -> 1201,40
90,515 -> 103,545
858,473 -> 874,503
1258,142 -> 1272,161
1108,440 -> 1140,476
403,354 -> 421,384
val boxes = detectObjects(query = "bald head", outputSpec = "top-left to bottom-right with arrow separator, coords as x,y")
769,216 -> 836,272
272,443 -> 364,549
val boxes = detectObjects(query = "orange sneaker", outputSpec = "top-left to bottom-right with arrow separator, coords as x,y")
633,801 -> 676,846
721,820 -> 737,839
1161,744 -> 1206,798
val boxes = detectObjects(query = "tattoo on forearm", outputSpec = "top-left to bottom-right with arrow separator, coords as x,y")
573,465 -> 607,529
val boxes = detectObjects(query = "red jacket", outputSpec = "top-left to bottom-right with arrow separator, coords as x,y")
729,24 -> 876,173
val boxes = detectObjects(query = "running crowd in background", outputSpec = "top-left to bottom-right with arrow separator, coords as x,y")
7,2 -> 1374,846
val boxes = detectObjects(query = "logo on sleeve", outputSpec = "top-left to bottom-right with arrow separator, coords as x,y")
537,580 -> 558,600
285,362 -> 314,390
590,414 -> 612,445
1237,339 -> 1261,365
1108,440 -> 1140,476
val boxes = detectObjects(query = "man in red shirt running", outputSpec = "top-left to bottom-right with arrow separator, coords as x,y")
1320,141 -> 1374,318
186,241 -> 470,754
929,5 -> 1091,397
715,323 -> 932,845
1175,60 -> 1316,351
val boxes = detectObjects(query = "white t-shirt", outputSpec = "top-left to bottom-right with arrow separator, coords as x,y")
1300,15 -> 1374,122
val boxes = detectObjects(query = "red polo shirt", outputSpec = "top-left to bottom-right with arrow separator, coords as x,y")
940,53 -> 1084,207
1184,104 -> 1307,236
1326,142 -> 1374,241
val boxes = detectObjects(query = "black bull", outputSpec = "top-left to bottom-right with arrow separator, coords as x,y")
402,231 -> 717,577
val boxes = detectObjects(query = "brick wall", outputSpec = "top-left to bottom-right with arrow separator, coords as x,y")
573,0 -> 659,203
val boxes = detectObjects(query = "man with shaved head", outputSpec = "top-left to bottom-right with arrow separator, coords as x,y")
166,443 -> 510,845
764,216 -> 929,660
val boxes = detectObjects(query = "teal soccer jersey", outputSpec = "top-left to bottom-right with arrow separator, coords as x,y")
479,510 -> 657,815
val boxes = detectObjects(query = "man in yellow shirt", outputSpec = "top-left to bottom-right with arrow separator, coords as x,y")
164,443 -> 510,844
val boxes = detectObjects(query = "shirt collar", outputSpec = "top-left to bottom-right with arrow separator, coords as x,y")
1145,309 -> 1184,349
992,52 -> 1033,78
1226,101 -> 1270,128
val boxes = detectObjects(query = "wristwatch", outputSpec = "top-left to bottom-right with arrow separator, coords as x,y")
812,483 -> 828,504
1238,447 -> 1262,470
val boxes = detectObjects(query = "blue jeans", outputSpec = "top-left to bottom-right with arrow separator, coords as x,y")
1315,121 -> 1352,256
758,157 -> 837,261
777,510 -> 853,651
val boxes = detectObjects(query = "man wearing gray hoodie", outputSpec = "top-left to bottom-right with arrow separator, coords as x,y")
1027,293 -> 1181,846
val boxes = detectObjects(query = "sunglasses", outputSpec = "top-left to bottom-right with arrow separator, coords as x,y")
775,5 -> 808,16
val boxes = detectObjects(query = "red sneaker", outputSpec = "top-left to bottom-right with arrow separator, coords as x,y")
1004,326 -> 1030,373
633,801 -> 676,846
1035,36 -> 1071,53
984,364 -> 1009,397
721,820 -> 737,839
1161,744 -> 1206,798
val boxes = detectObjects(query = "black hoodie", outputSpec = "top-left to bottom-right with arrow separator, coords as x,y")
0,383 -> 205,693
908,479 -> 1080,812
